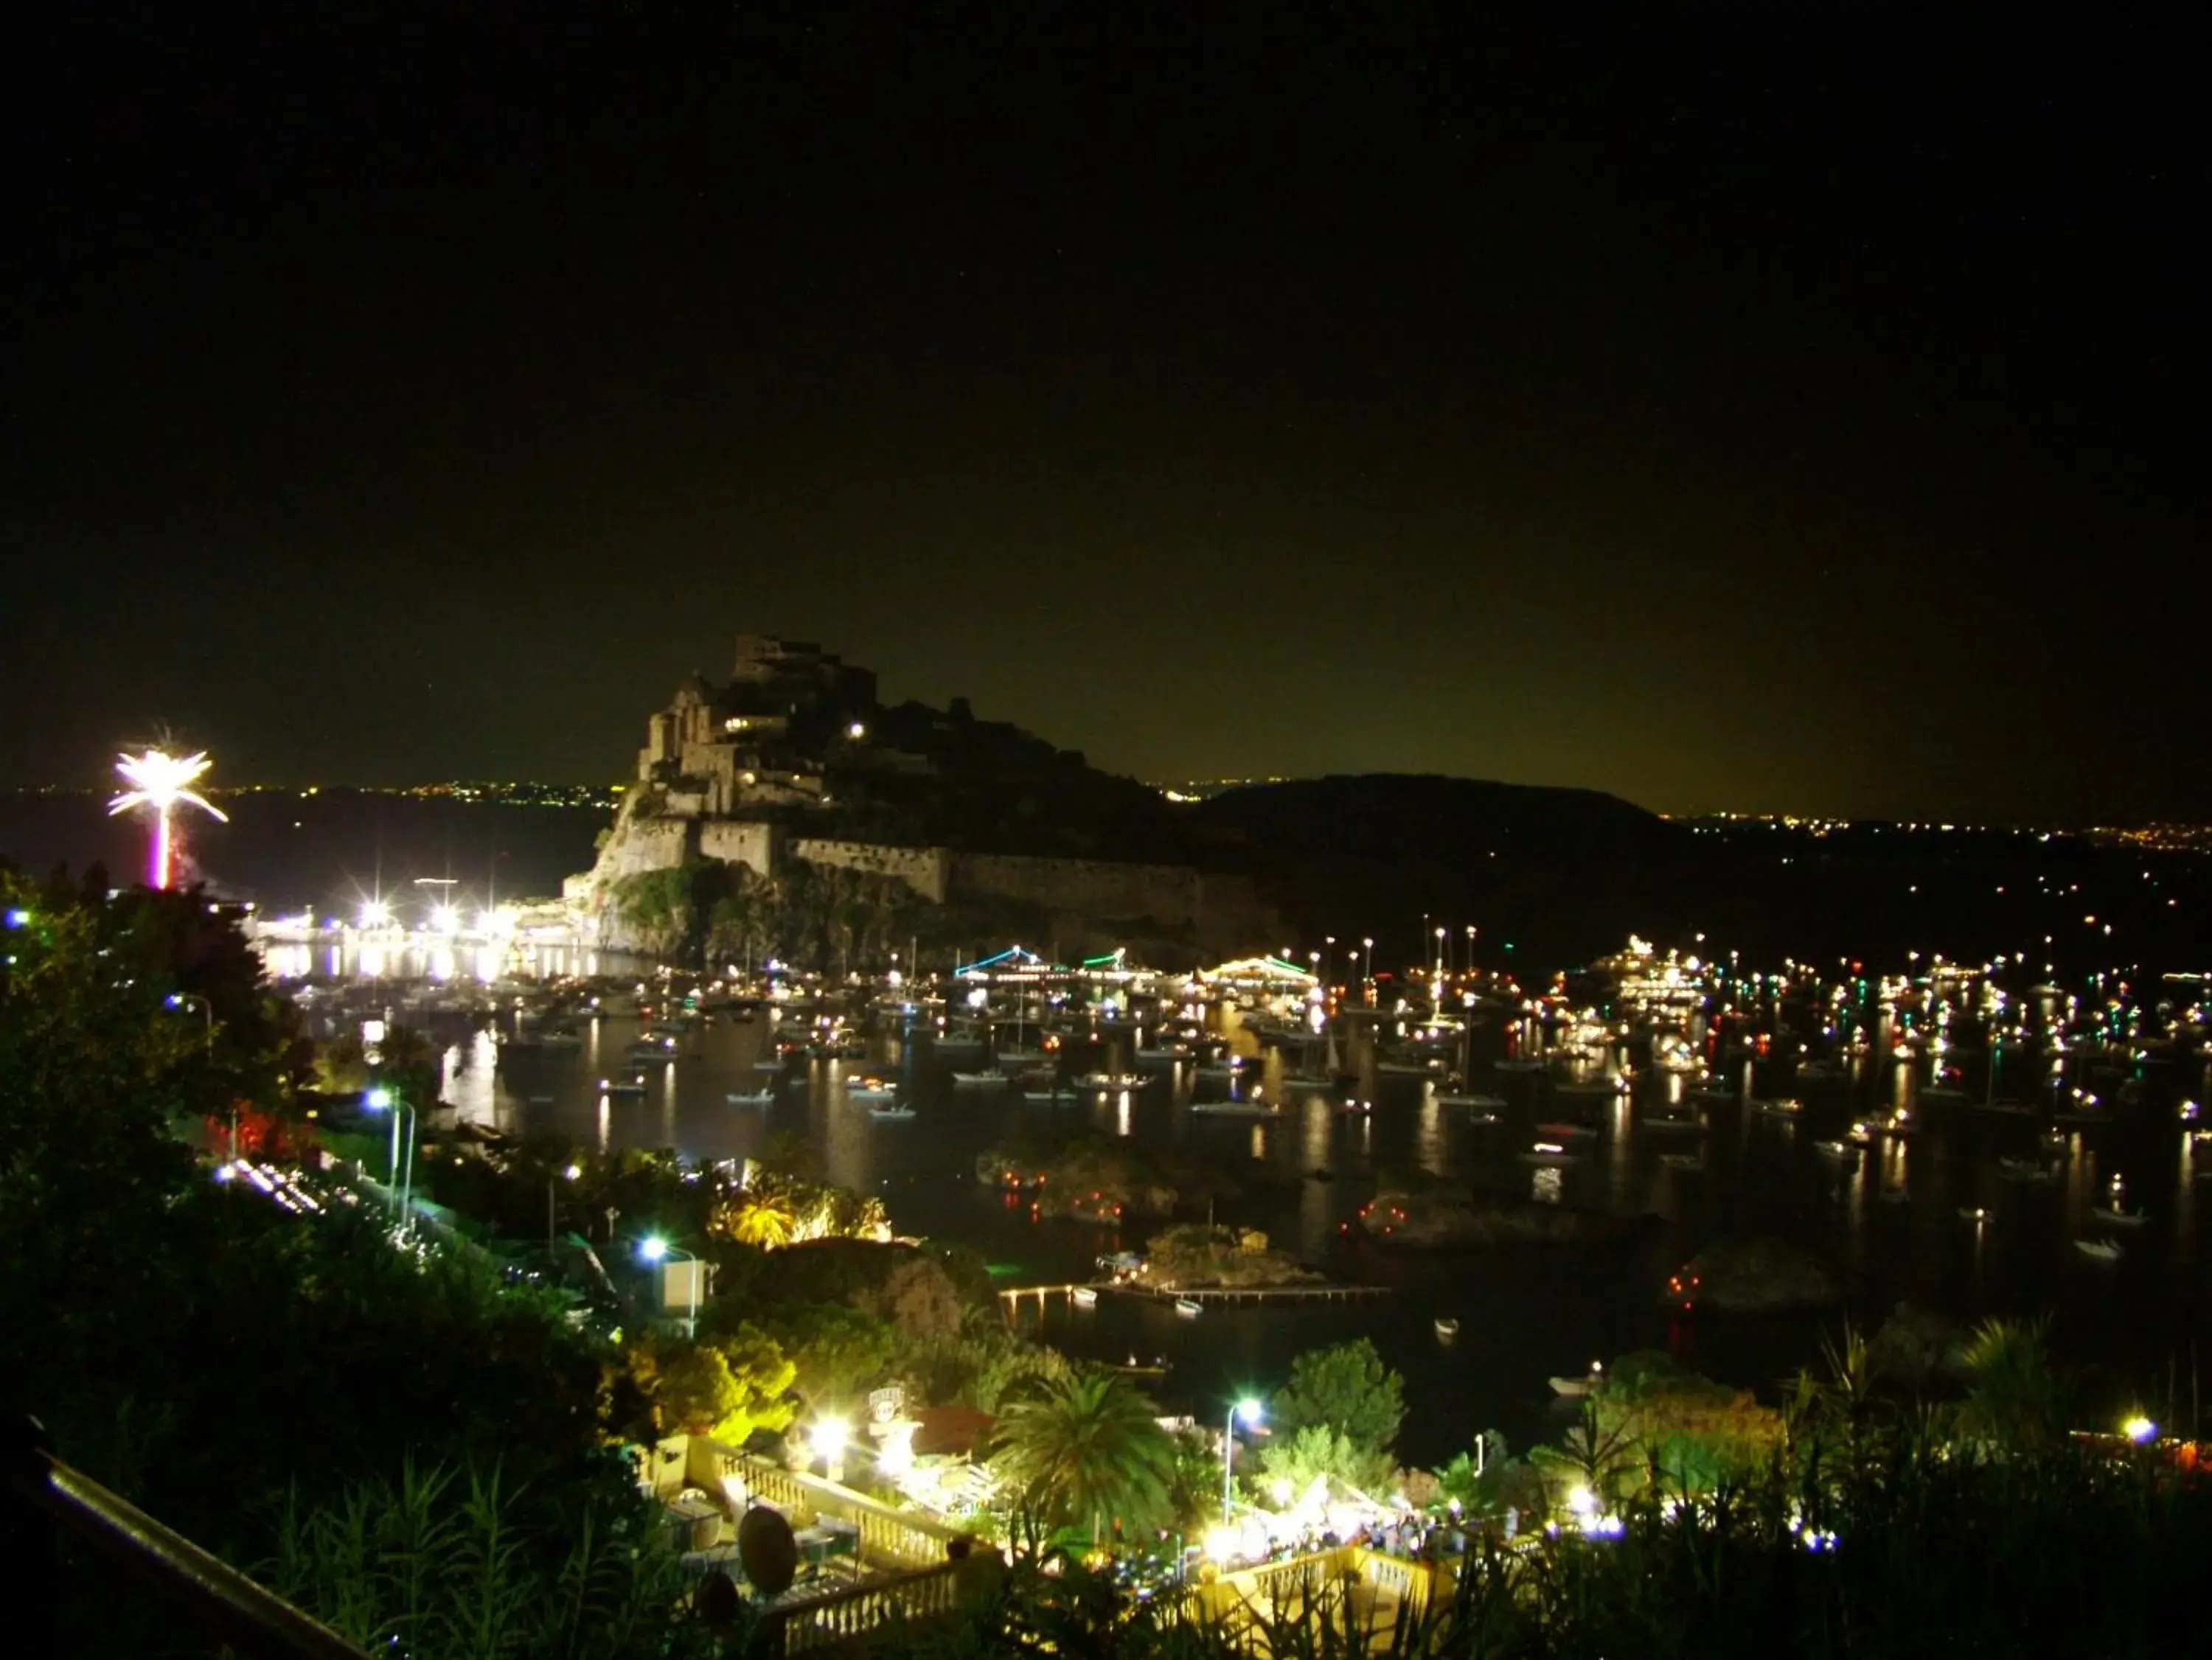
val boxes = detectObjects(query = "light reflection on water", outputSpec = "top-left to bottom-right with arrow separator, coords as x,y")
267,968 -> 2212,1462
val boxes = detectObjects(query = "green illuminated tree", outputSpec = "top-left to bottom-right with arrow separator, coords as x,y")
987,1371 -> 1175,1540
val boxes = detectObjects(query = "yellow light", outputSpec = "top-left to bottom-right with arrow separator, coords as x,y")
2123,1415 -> 2157,1444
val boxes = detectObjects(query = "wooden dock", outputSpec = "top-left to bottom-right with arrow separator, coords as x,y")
998,1280 -> 1389,1322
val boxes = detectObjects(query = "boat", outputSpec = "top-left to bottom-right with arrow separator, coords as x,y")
1749,1098 -> 1802,1118
1377,1056 -> 1447,1077
1958,1206 -> 1990,1222
1135,1045 -> 1192,1064
1434,1092 -> 1509,1110
1434,1317 -> 1461,1342
726,1089 -> 776,1106
844,1078 -> 899,1102
597,1078 -> 647,1098
1020,1087 -> 1069,1103
1658,1152 -> 1705,1171
2089,1206 -> 2147,1227
1189,1100 -> 1284,1118
1550,1363 -> 1603,1398
868,1103 -> 917,1121
1813,1140 -> 1860,1166
1174,1297 -> 1203,1319
1997,1155 -> 2053,1181
1071,1286 -> 1098,1309
1641,1115 -> 1706,1136
2075,1238 -> 2124,1263
1797,1061 -> 1843,1081
951,1070 -> 1009,1087
1333,1098 -> 1374,1116
1519,1142 -> 1579,1165
1076,1072 -> 1144,1090
1194,1060 -> 1250,1082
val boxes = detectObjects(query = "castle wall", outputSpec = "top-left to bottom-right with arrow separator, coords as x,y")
700,820 -> 777,878
790,838 -> 950,902
592,817 -> 694,883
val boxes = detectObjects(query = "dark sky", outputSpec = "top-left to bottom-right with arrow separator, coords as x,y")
4,7 -> 2201,822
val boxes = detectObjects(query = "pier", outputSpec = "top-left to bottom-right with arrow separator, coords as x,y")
998,1280 -> 1389,1322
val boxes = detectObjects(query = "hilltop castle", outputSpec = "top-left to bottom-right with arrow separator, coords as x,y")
566,635 -> 1275,959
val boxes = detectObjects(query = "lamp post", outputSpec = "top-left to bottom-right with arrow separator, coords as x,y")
364,1087 -> 418,1235
640,1235 -> 703,1336
549,1162 -> 582,1256
169,991 -> 231,1165
1223,1398 -> 1263,1518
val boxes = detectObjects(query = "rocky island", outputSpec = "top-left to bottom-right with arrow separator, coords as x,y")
1666,1236 -> 1841,1313
1130,1224 -> 1322,1291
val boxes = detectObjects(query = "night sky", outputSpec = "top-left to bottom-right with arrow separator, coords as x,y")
4,9 -> 2201,822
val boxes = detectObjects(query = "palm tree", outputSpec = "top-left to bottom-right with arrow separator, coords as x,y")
987,1370 -> 1176,1542
1956,1315 -> 2066,1451
726,1191 -> 799,1249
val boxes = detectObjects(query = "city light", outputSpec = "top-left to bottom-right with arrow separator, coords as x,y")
2124,1415 -> 2157,1444
110,748 -> 228,888
639,1235 -> 670,1262
360,899 -> 392,927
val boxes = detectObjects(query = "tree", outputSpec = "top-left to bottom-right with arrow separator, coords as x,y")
1271,1338 -> 1405,1457
760,1302 -> 895,1413
628,1331 -> 795,1444
987,1371 -> 1176,1541
1256,1423 -> 1396,1505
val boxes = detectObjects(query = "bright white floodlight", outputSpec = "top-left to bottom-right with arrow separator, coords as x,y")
110,749 -> 228,889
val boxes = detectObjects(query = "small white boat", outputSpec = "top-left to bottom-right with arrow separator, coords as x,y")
1071,1286 -> 1099,1309
1958,1206 -> 1991,1223
1520,1142 -> 1579,1165
1174,1297 -> 1203,1318
1549,1364 -> 1603,1398
951,1070 -> 1009,1087
2090,1207 -> 2148,1227
1434,1317 -> 1461,1342
1076,1073 -> 1144,1090
2075,1237 -> 2124,1263
1135,1045 -> 1192,1064
1750,1098 -> 1802,1118
1434,1092 -> 1509,1111
845,1078 -> 899,1102
1814,1140 -> 1860,1165
726,1089 -> 776,1106
597,1078 -> 647,1098
868,1103 -> 917,1121
1658,1152 -> 1705,1171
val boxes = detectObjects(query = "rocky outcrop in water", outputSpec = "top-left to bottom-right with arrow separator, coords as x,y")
1669,1236 -> 1840,1313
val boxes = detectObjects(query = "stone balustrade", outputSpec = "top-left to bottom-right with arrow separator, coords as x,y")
683,1437 -> 969,1570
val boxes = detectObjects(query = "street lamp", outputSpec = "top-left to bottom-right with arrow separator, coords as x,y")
168,991 -> 228,1161
640,1235 -> 703,1336
812,1414 -> 852,1484
364,1087 -> 418,1235
549,1162 -> 582,1255
1223,1398 -> 1264,1516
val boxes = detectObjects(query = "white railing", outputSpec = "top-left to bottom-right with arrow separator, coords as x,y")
686,1439 -> 969,1569
767,1561 -> 967,1654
